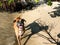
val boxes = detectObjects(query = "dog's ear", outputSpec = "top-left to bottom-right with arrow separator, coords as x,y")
13,20 -> 16,23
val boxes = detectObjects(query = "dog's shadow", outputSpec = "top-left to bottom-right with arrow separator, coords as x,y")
22,21 -> 48,45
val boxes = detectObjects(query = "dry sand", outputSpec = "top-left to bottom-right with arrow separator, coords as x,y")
21,2 -> 60,45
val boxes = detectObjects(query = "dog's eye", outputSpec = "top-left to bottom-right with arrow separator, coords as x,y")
13,20 -> 16,23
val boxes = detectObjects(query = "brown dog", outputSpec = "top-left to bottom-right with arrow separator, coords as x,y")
13,17 -> 21,37
13,17 -> 26,45
13,17 -> 21,45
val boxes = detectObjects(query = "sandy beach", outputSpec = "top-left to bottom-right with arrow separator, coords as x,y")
0,1 -> 60,45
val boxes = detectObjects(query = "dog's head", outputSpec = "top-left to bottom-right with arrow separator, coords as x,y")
13,16 -> 21,23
